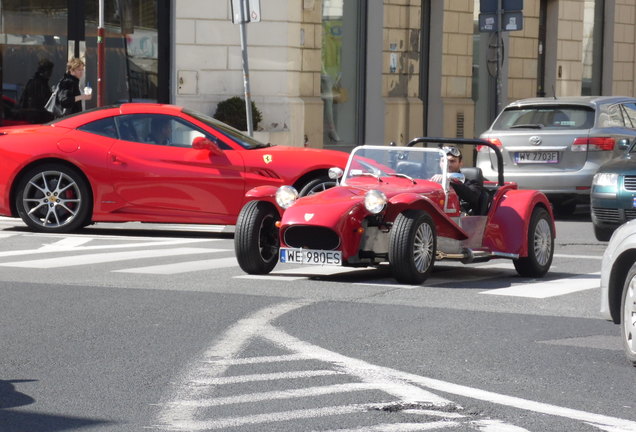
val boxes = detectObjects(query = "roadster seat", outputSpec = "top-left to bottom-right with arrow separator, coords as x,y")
460,167 -> 492,216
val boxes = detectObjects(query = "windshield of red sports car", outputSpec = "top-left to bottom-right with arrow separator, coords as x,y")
342,146 -> 447,186
185,108 -> 269,149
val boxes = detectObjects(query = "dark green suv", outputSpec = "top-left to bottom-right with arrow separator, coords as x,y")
591,143 -> 636,240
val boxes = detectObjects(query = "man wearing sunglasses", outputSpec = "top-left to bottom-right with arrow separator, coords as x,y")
442,146 -> 485,215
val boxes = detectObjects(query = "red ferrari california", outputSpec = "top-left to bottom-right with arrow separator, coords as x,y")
0,103 -> 349,233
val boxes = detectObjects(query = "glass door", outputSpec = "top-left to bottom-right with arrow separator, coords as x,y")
0,0 -> 68,124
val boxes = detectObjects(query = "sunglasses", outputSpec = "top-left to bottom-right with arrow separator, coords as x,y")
442,146 -> 461,157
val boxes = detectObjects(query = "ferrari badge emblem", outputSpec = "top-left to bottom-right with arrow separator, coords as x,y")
263,154 -> 273,164
304,213 -> 314,221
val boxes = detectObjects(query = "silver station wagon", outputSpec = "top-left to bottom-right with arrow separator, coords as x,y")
477,96 -> 636,215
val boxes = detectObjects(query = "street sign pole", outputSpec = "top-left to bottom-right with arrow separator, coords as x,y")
239,0 -> 253,137
495,0 -> 503,115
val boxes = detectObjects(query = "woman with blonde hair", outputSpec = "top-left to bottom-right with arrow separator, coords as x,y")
56,57 -> 92,117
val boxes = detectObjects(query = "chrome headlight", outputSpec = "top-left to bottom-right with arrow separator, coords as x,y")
275,185 -> 299,209
364,190 -> 387,214
592,172 -> 618,188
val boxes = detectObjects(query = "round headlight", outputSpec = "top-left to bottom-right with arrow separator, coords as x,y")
364,190 -> 387,214
275,185 -> 299,209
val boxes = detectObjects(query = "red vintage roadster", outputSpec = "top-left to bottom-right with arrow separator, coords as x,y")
234,138 -> 556,284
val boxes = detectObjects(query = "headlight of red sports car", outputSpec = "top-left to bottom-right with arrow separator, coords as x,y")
276,185 -> 299,209
364,190 -> 387,214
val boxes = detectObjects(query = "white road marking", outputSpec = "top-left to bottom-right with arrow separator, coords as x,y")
190,370 -> 340,385
0,247 -> 221,268
321,421 -> 462,432
171,382 -> 378,408
156,301 -> 636,432
0,237 -> 215,258
37,237 -> 93,251
554,253 -> 602,260
481,273 -> 600,298
114,257 -> 237,274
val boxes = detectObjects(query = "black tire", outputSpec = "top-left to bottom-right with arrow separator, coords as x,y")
593,224 -> 614,242
513,206 -> 554,277
299,175 -> 337,196
389,210 -> 436,284
234,200 -> 280,274
621,262 -> 636,367
15,163 -> 92,233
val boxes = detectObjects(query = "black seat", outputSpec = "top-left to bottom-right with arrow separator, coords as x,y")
460,167 -> 492,215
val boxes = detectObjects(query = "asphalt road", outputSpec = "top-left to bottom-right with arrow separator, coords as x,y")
0,210 -> 635,432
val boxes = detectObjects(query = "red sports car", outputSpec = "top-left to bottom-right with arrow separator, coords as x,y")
0,103 -> 349,232
235,138 -> 556,284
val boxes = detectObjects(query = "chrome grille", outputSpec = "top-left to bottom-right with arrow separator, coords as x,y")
283,225 -> 341,250
592,207 -> 621,223
624,176 -> 636,191
626,209 -> 636,221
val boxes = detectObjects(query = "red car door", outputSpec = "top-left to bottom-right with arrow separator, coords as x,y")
108,140 -> 247,222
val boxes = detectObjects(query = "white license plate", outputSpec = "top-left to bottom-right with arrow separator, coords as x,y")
514,151 -> 559,164
279,248 -> 342,265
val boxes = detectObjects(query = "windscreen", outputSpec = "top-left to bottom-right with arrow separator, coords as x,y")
342,146 -> 447,184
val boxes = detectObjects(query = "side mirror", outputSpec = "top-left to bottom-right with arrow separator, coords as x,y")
617,138 -> 631,151
449,172 -> 465,183
328,167 -> 344,180
192,136 -> 223,155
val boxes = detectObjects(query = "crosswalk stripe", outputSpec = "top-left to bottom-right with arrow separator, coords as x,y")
191,370 -> 340,385
481,273 -> 600,298
114,257 -> 237,274
0,247 -> 220,269
161,403 -> 423,431
171,383 -> 378,408
320,421 -> 462,432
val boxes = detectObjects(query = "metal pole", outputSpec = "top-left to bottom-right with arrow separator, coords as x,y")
495,0 -> 503,115
97,0 -> 105,106
239,0 -> 253,136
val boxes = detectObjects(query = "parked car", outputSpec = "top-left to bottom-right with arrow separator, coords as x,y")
0,103 -> 349,233
600,219 -> 636,366
478,96 -> 636,216
591,143 -> 636,241
234,137 -> 555,284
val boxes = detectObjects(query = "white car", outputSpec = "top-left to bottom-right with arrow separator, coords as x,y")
600,219 -> 636,366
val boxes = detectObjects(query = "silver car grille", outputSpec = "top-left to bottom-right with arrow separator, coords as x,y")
593,207 -> 636,223
624,176 -> 636,191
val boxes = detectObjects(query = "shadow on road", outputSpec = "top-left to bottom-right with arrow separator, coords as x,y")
0,379 -> 111,431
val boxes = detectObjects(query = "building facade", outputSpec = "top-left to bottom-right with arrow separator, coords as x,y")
1,0 -> 635,162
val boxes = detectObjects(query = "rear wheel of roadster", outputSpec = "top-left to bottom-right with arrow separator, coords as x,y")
234,201 -> 279,274
389,210 -> 436,284
513,206 -> 554,277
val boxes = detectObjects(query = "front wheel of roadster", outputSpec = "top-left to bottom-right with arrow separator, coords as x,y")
234,200 -> 280,274
513,206 -> 554,277
389,210 -> 436,284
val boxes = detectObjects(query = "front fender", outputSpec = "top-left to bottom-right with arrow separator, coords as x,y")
386,193 -> 468,240
485,189 -> 554,255
244,185 -> 282,214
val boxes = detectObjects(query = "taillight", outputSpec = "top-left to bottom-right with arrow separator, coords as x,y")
572,137 -> 615,151
478,138 -> 502,152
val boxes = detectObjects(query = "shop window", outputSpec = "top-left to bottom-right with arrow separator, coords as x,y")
321,0 -> 365,148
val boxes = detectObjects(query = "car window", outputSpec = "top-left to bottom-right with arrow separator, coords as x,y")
600,104 -> 627,128
493,105 -> 594,130
78,117 -> 117,139
114,114 -> 208,147
184,108 -> 267,150
621,103 -> 636,129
